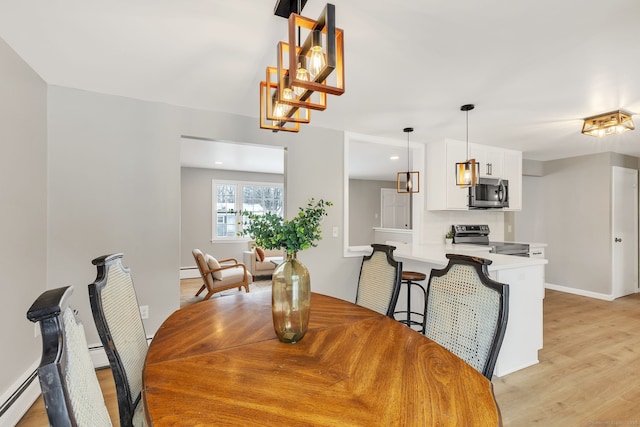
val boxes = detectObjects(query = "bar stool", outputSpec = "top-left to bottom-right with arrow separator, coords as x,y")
394,271 -> 427,333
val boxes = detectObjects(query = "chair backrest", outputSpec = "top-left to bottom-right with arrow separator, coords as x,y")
27,286 -> 113,427
88,253 -> 147,427
424,253 -> 509,380
355,244 -> 402,316
193,248 -> 215,288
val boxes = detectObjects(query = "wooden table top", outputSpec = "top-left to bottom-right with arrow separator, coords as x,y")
143,291 -> 501,426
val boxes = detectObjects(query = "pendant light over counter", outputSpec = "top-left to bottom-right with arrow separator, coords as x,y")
397,127 -> 420,193
456,104 -> 479,188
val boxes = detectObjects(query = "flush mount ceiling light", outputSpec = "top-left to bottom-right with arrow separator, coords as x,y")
581,109 -> 635,138
397,127 -> 420,194
259,1 -> 344,132
456,104 -> 479,188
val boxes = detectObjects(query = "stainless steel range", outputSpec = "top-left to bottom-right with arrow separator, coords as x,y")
451,224 -> 529,257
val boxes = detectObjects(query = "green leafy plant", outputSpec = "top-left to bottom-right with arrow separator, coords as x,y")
445,230 -> 454,239
238,198 -> 333,254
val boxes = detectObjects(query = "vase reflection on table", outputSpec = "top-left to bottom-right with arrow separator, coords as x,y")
271,252 -> 310,343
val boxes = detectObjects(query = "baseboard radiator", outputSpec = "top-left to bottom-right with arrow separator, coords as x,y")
0,365 -> 41,426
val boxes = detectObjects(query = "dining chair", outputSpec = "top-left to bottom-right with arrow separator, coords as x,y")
27,286 -> 113,427
192,248 -> 250,300
424,253 -> 509,380
354,244 -> 402,316
88,253 -> 147,427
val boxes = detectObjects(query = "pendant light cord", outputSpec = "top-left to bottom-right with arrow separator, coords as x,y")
403,127 -> 413,172
460,104 -> 474,159
466,109 -> 469,158
297,0 -> 301,46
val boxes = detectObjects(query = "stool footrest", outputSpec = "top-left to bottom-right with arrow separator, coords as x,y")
394,275 -> 428,334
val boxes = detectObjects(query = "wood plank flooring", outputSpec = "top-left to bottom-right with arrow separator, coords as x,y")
493,289 -> 640,426
17,287 -> 640,426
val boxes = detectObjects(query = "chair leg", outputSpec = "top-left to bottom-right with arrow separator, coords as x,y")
195,284 -> 206,297
202,290 -> 214,300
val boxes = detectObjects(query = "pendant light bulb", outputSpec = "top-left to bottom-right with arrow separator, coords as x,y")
294,55 -> 310,96
282,75 -> 296,103
307,30 -> 326,80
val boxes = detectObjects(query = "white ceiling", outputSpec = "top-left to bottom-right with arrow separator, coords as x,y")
2,0 -> 640,169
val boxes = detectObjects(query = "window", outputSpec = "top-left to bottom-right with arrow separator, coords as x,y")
212,181 -> 284,240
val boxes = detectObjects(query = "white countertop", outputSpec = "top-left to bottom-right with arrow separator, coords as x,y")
392,243 -> 548,271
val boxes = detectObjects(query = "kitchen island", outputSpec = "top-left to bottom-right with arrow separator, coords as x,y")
391,243 -> 548,377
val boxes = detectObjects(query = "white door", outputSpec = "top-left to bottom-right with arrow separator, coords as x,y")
381,189 -> 410,229
612,166 -> 638,298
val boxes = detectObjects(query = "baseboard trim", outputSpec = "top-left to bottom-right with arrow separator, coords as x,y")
545,283 -> 614,301
89,344 -> 111,368
494,358 -> 540,378
0,360 -> 41,426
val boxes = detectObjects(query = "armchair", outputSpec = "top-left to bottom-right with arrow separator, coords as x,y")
192,249 -> 250,300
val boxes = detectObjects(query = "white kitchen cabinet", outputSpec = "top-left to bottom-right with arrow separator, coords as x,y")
503,149 -> 522,211
469,143 -> 504,178
427,139 -> 523,211
426,139 -> 468,210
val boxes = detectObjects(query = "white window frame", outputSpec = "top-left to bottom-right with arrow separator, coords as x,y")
211,180 -> 284,241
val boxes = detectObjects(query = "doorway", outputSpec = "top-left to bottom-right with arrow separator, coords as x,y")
380,188 -> 410,229
611,166 -> 638,298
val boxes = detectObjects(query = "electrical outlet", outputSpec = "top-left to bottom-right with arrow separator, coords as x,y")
139,305 -> 149,319
34,323 -> 40,338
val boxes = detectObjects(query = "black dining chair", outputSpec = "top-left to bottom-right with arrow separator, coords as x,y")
424,253 -> 509,380
354,244 -> 402,317
88,253 -> 147,427
27,286 -> 113,427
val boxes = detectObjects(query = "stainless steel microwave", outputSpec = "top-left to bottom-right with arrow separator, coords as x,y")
468,178 -> 509,209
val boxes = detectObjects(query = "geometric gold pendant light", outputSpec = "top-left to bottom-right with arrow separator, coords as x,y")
287,3 -> 344,97
397,127 -> 420,193
581,109 -> 635,138
259,1 -> 345,133
455,104 -> 479,188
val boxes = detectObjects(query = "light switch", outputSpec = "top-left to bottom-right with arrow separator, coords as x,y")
332,227 -> 339,238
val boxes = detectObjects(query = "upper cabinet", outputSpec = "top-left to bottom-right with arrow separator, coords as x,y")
469,143 -> 504,178
426,139 -> 522,211
426,139 -> 468,210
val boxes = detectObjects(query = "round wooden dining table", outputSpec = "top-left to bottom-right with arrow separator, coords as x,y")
142,290 -> 501,426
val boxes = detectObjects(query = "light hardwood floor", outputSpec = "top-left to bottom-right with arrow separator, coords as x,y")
17,287 -> 640,426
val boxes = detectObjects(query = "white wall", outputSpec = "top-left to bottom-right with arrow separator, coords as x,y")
514,152 -> 639,295
0,37 -> 47,404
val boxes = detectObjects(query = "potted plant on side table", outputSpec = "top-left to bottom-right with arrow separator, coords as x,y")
239,198 -> 332,344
